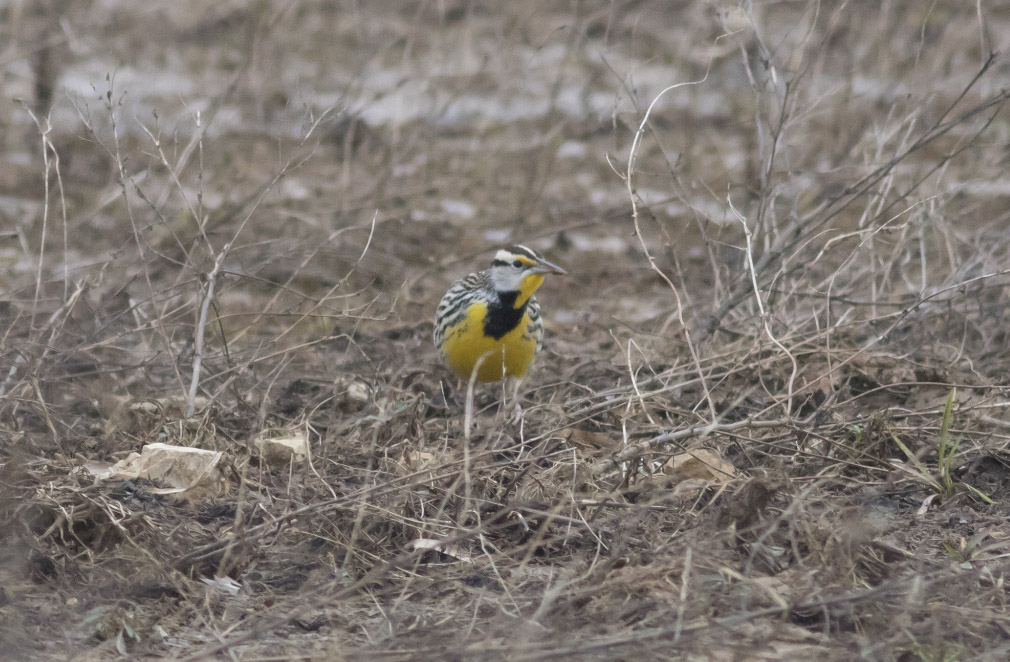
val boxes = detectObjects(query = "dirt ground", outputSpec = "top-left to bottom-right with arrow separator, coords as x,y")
4,1 -> 1010,660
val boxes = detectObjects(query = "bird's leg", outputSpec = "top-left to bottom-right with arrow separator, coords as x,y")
464,352 -> 493,441
504,376 -> 524,423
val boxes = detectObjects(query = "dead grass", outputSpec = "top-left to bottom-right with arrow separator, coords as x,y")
4,1 -> 1010,660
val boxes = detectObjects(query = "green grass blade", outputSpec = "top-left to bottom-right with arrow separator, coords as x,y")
888,426 -> 940,491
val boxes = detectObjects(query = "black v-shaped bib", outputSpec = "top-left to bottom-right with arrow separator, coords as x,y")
483,291 -> 526,340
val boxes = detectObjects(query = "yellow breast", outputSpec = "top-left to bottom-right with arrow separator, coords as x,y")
440,301 -> 538,382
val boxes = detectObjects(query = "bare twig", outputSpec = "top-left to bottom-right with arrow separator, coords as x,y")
185,245 -> 228,418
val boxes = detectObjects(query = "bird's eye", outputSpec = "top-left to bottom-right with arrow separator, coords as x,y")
512,260 -> 524,268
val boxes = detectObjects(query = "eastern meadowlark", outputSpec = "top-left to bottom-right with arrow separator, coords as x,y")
434,245 -> 566,384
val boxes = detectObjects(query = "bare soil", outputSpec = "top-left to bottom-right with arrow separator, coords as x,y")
4,2 -> 1010,660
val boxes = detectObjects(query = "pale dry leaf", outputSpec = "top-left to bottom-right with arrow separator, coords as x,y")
105,443 -> 226,503
255,433 -> 309,466
662,448 -> 736,483
201,576 -> 242,595
409,538 -> 473,563
916,493 -> 939,516
400,448 -> 437,472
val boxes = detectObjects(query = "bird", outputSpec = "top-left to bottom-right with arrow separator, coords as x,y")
434,245 -> 566,386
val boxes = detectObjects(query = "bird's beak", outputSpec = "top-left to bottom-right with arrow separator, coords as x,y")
530,258 -> 567,276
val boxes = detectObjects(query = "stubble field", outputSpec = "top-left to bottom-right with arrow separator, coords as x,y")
4,2 -> 1010,660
